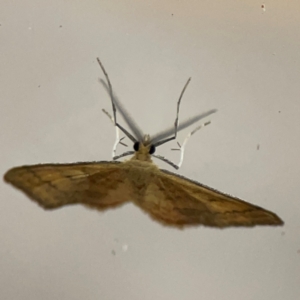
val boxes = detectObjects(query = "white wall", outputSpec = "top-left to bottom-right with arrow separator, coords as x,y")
1,1 -> 299,299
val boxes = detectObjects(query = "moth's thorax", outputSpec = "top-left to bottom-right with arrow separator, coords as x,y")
131,142 -> 152,162
124,158 -> 159,196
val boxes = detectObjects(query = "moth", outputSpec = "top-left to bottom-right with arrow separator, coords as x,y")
4,58 -> 283,228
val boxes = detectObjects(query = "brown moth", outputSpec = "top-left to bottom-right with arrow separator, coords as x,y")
4,59 -> 283,228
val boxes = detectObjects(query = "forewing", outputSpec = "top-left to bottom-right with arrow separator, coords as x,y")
4,161 -> 132,211
139,169 -> 283,228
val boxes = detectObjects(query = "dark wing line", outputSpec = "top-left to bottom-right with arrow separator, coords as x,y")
161,169 -> 259,207
4,161 -> 125,210
5,161 -> 121,169
161,170 -> 284,227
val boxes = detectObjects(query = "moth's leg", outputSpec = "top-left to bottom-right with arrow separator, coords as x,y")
112,126 -> 121,158
102,109 -> 127,158
154,78 -> 191,147
173,121 -> 211,168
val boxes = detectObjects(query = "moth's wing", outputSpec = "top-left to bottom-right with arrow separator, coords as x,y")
4,161 -> 133,211
140,169 -> 283,228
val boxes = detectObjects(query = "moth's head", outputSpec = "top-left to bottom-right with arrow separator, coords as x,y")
131,134 -> 156,162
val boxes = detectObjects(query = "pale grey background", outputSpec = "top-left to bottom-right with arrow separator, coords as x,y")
1,1 -> 299,299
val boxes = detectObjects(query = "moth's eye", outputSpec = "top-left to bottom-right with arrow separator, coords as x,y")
133,142 -> 140,151
149,145 -> 156,154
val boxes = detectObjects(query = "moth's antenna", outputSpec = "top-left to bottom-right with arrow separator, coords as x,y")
152,154 -> 179,170
97,58 -> 137,143
153,78 -> 191,147
100,80 -> 144,142
173,121 -> 211,168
